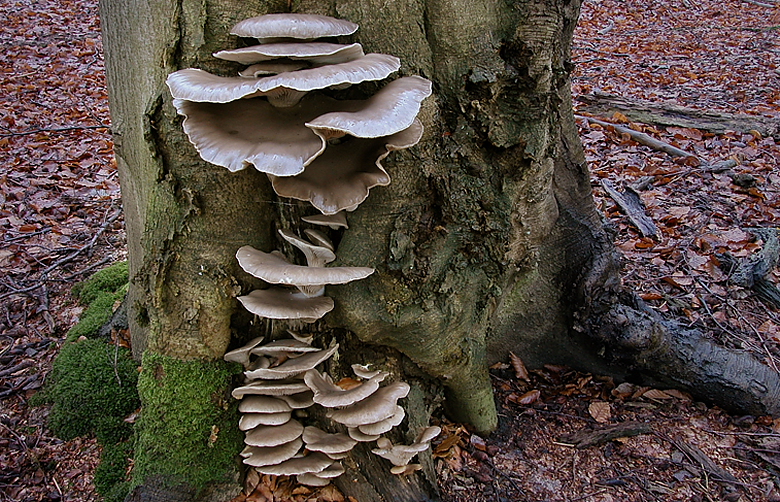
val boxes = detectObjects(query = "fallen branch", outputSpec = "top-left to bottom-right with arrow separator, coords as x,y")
718,228 -> 780,308
577,115 -> 698,161
600,180 -> 658,237
576,92 -> 780,139
0,124 -> 109,138
559,421 -> 653,449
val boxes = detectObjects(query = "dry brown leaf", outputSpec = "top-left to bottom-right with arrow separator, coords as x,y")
643,389 -> 672,400
589,401 -> 611,423
434,434 -> 462,457
517,389 -> 541,405
509,351 -> 530,382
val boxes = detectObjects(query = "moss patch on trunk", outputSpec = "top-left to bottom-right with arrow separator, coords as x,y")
133,353 -> 242,497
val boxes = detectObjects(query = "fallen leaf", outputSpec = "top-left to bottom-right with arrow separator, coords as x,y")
516,389 -> 541,405
509,352 -> 530,382
589,401 -> 611,423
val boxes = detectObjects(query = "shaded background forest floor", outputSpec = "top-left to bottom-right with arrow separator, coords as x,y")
1,0 -> 779,500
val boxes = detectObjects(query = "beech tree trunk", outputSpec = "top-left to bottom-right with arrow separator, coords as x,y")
99,0 -> 780,500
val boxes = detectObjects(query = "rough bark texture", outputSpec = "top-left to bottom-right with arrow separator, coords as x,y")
99,0 -> 780,500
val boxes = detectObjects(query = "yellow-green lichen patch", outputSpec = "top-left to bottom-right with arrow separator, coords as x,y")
133,352 -> 242,494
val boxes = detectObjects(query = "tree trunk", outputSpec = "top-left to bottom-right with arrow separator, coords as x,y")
99,0 -> 780,500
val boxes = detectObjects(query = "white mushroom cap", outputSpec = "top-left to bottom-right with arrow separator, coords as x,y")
307,461 -> 345,479
239,395 -> 293,414
357,404 -> 405,436
215,42 -> 364,66
255,452 -> 334,476
416,426 -> 442,444
230,13 -> 358,41
302,212 -> 348,229
351,364 -> 385,380
306,76 -> 432,139
302,427 -> 357,456
232,380 -> 310,398
278,229 -> 336,267
347,427 -> 381,442
239,411 -> 293,429
304,369 -> 388,408
277,390 -> 315,409
371,438 -> 430,467
223,336 -> 265,366
326,381 -> 410,427
302,229 -> 334,252
238,288 -> 334,321
390,464 -> 422,475
244,344 -> 338,380
250,338 -> 321,356
236,245 -> 374,289
244,419 -> 304,447
295,473 -> 331,487
241,437 -> 303,467
268,119 -> 423,215
167,54 -> 399,104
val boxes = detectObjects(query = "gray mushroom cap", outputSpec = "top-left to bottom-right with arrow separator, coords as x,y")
302,427 -> 357,456
215,42 -> 364,66
371,438 -> 430,467
347,427 -> 381,442
237,288 -> 334,322
239,61 -> 310,78
223,336 -> 265,366
255,452 -> 334,476
244,419 -> 304,447
239,411 -> 293,429
236,245 -> 374,289
304,369 -> 388,408
302,212 -> 348,229
232,379 -> 310,398
167,54 -> 399,104
268,119 -> 423,215
277,390 -> 315,409
241,437 -> 304,467
231,13 -> 358,41
278,229 -> 336,267
306,76 -> 432,139
302,229 -> 334,251
250,338 -> 321,356
238,395 -> 293,414
326,381 -> 411,427
357,404 -> 405,436
244,344 -> 338,380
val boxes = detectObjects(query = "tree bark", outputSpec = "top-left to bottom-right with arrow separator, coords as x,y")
99,0 -> 780,500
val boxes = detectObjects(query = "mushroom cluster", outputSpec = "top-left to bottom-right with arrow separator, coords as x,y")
168,11 -> 440,488
166,12 -> 432,216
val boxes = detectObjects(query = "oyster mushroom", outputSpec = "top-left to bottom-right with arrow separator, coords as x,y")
326,381 -> 410,427
214,42 -> 364,66
230,13 -> 358,42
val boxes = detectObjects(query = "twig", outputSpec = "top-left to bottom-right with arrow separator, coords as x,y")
61,254 -> 114,282
741,0 -> 776,7
600,180 -> 659,237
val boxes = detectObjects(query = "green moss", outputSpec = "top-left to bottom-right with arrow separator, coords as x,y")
133,353 -> 242,493
43,338 -> 140,444
66,291 -> 122,341
95,440 -> 134,502
72,261 -> 129,304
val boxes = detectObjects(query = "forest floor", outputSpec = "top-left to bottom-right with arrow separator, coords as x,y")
1,0 -> 779,501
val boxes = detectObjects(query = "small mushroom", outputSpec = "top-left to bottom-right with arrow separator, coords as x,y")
244,419 -> 304,448
296,461 -> 345,486
230,13 -> 358,42
357,404 -> 405,436
370,426 -> 442,467
232,379 -> 310,399
237,288 -> 334,322
240,437 -> 303,467
304,368 -> 388,408
302,212 -> 348,229
239,395 -> 293,414
214,42 -> 364,66
244,344 -> 338,380
326,381 -> 410,427
276,390 -> 315,409
301,427 -> 357,458
223,336 -> 265,367
347,427 -> 381,442
390,464 -> 422,476
250,338 -> 322,356
278,229 -> 336,267
255,452 -> 334,476
239,411 -> 293,429
302,229 -> 334,252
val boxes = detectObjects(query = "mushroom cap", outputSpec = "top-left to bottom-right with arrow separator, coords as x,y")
302,212 -> 348,229
244,419 -> 304,447
241,437 -> 303,467
347,427 -> 381,442
255,452 -> 334,476
215,42 -> 364,65
230,13 -> 358,41
170,96 -> 328,175
295,473 -> 331,487
250,338 -> 321,356
390,464 -> 422,475
239,395 -> 293,413
278,228 -> 336,267
326,381 -> 411,427
238,288 -> 334,321
304,369 -> 388,408
232,379 -> 310,398
357,404 -> 405,436
302,427 -> 357,455
416,426 -> 442,444
167,54 -> 399,104
306,76 -> 432,139
236,245 -> 374,288
268,119 -> 422,215
302,229 -> 334,251
277,390 -> 315,409
244,344 -> 338,380
223,336 -> 265,366
351,364 -> 385,380
371,440 -> 430,466
239,410 -> 293,429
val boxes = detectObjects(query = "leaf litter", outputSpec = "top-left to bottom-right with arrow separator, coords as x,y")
2,0 -> 780,501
